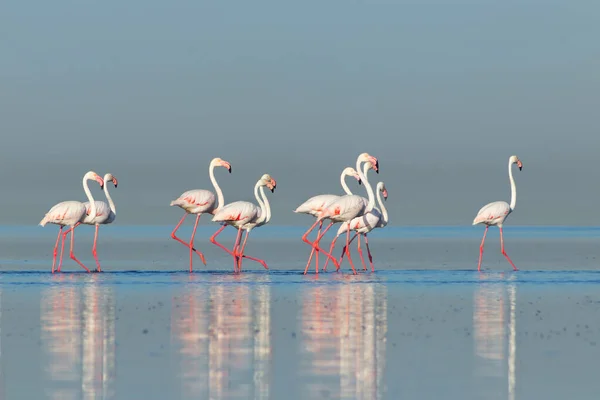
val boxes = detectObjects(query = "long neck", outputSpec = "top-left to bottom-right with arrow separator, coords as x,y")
209,162 -> 225,209
83,176 -> 97,218
508,161 -> 517,210
376,183 -> 388,226
103,176 -> 116,215
357,159 -> 375,212
258,186 -> 271,224
253,180 -> 266,222
340,171 -> 353,195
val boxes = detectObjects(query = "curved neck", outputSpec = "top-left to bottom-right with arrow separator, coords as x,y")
209,162 -> 225,210
258,186 -> 271,224
376,183 -> 388,226
357,159 -> 375,212
508,161 -> 517,210
103,176 -> 116,215
340,171 -> 353,195
83,176 -> 97,218
253,180 -> 266,222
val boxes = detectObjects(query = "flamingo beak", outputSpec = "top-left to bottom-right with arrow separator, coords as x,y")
355,174 -> 362,185
517,160 -> 523,171
383,189 -> 388,200
224,162 -> 232,173
369,156 -> 379,173
270,178 -> 277,192
113,177 -> 118,188
96,176 -> 105,189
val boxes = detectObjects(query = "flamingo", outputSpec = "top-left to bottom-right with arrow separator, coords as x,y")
170,157 -> 232,272
56,173 -> 118,273
39,171 -> 105,273
210,174 -> 276,272
473,155 -> 523,271
294,167 -> 361,274
329,180 -> 389,272
305,153 -> 379,275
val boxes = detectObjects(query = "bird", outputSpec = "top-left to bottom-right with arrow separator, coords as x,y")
320,159 -> 380,272
56,173 -> 118,272
39,171 -> 105,273
472,155 -> 523,271
305,153 -> 379,275
330,180 -> 389,272
294,166 -> 362,274
210,174 -> 276,272
170,157 -> 232,272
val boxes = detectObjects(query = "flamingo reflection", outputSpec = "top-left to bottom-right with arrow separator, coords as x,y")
171,277 -> 272,399
473,274 -> 517,400
41,276 -> 116,400
300,282 -> 387,400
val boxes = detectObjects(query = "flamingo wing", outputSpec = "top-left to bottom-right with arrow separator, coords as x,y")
322,195 -> 366,221
294,194 -> 339,215
473,201 -> 511,225
212,201 -> 259,225
39,201 -> 86,226
82,201 -> 111,224
170,189 -> 216,213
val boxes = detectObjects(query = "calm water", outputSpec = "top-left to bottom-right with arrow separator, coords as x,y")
0,226 -> 599,399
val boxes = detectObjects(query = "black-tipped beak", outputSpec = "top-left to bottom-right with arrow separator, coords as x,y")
228,167 -> 232,173
519,166 -> 522,171
376,162 -> 380,173
270,187 -> 275,193
358,179 -> 362,185
114,183 -> 118,188
100,184 -> 104,190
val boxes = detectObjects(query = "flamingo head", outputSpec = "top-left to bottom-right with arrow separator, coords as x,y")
212,157 -> 232,173
381,183 -> 388,201
104,173 -> 118,188
358,153 -> 379,173
510,155 -> 522,171
261,174 -> 277,193
343,167 -> 362,185
85,171 -> 105,189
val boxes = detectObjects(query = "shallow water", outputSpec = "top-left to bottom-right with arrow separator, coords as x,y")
0,226 -> 599,399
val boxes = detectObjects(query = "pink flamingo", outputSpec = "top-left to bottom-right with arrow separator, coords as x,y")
294,167 -> 361,274
39,171 -> 105,273
57,173 -> 118,272
328,180 -> 388,272
210,174 -> 276,272
304,153 -> 379,275
473,155 -> 523,271
170,157 -> 231,272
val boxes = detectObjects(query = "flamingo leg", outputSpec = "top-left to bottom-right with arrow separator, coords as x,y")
344,225 -> 357,275
356,234 -> 367,271
92,224 -> 101,272
231,228 -> 244,272
338,232 -> 358,271
302,221 -> 321,275
58,222 -> 80,272
239,230 -> 269,270
308,221 -> 339,271
210,224 -> 235,257
188,214 -> 206,272
51,226 -> 63,273
499,227 -> 518,271
322,236 -> 340,272
477,225 -> 489,271
363,233 -> 375,272
171,213 -> 207,265
69,227 -> 90,273
237,231 -> 251,272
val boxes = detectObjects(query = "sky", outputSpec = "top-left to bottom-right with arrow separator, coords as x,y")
1,0 -> 599,226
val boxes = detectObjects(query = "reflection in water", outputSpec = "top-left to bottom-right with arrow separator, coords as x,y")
171,277 -> 272,399
473,275 -> 517,400
40,277 -> 116,400
300,282 -> 387,400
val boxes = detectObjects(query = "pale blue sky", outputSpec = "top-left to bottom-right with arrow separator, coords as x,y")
1,0 -> 599,225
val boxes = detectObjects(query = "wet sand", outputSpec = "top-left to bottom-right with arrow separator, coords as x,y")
0,226 -> 599,399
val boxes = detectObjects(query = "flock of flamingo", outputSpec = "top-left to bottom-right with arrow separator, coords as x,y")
39,153 -> 523,275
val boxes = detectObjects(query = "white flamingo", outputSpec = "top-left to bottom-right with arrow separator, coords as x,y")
39,171 -> 105,273
210,174 -> 276,272
329,179 -> 389,272
473,155 -> 523,271
294,167 -> 361,273
170,157 -> 231,271
57,173 -> 118,272
306,153 -> 379,274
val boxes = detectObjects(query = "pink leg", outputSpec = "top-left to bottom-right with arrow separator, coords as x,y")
477,226 -> 489,271
51,226 -> 63,273
92,224 -> 101,272
304,221 -> 339,273
69,227 -> 90,273
338,232 -> 358,271
344,225 -> 357,275
231,228 -> 244,272
356,234 -> 367,271
171,213 -> 207,266
239,230 -> 269,270
58,222 -> 80,272
500,227 -> 518,271
188,214 -> 206,272
363,233 -> 375,272
210,225 -> 235,256
322,236 -> 339,272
